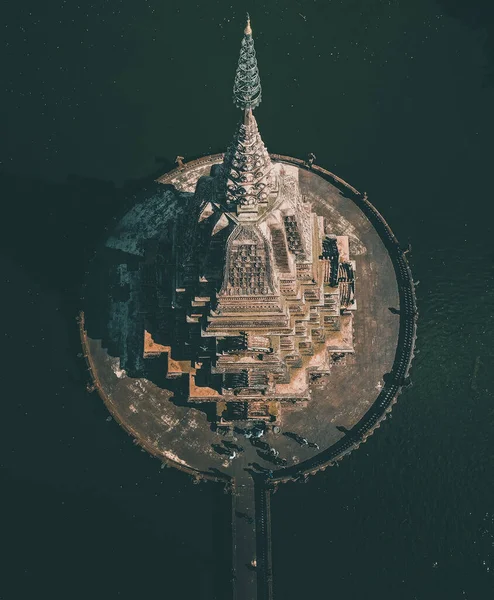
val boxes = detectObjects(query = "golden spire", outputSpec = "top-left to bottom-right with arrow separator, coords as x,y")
244,12 -> 252,36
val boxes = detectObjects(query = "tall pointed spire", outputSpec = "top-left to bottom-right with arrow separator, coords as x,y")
233,13 -> 262,110
220,15 -> 274,219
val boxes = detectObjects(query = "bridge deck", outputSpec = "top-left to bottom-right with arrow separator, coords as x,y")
232,466 -> 273,600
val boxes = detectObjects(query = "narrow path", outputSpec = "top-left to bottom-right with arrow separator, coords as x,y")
255,484 -> 273,600
231,464 -> 273,600
232,465 -> 258,600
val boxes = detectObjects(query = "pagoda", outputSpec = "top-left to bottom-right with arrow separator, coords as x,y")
81,14 -> 416,600
142,15 -> 357,423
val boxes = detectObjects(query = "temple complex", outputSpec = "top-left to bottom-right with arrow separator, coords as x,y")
81,15 -> 417,600
142,16 -> 356,424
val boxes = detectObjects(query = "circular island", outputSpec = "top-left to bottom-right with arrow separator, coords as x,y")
80,153 -> 416,483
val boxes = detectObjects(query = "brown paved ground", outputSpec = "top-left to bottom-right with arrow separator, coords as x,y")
83,158 -> 399,480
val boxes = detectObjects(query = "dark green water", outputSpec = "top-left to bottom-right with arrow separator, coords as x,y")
1,1 -> 493,599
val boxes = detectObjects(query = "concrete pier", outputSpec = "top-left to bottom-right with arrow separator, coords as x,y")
255,484 -> 273,600
231,465 -> 273,600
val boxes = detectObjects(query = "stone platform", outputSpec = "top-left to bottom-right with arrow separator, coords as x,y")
81,154 -> 409,482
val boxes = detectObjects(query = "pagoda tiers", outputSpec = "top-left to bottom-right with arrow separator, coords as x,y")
142,16 -> 357,423
220,108 -> 275,220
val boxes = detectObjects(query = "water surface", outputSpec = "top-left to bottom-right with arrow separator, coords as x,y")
1,1 -> 493,598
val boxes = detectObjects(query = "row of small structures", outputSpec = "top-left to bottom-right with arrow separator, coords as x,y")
77,152 -> 417,488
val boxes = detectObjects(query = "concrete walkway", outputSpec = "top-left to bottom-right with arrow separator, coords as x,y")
232,464 -> 259,600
